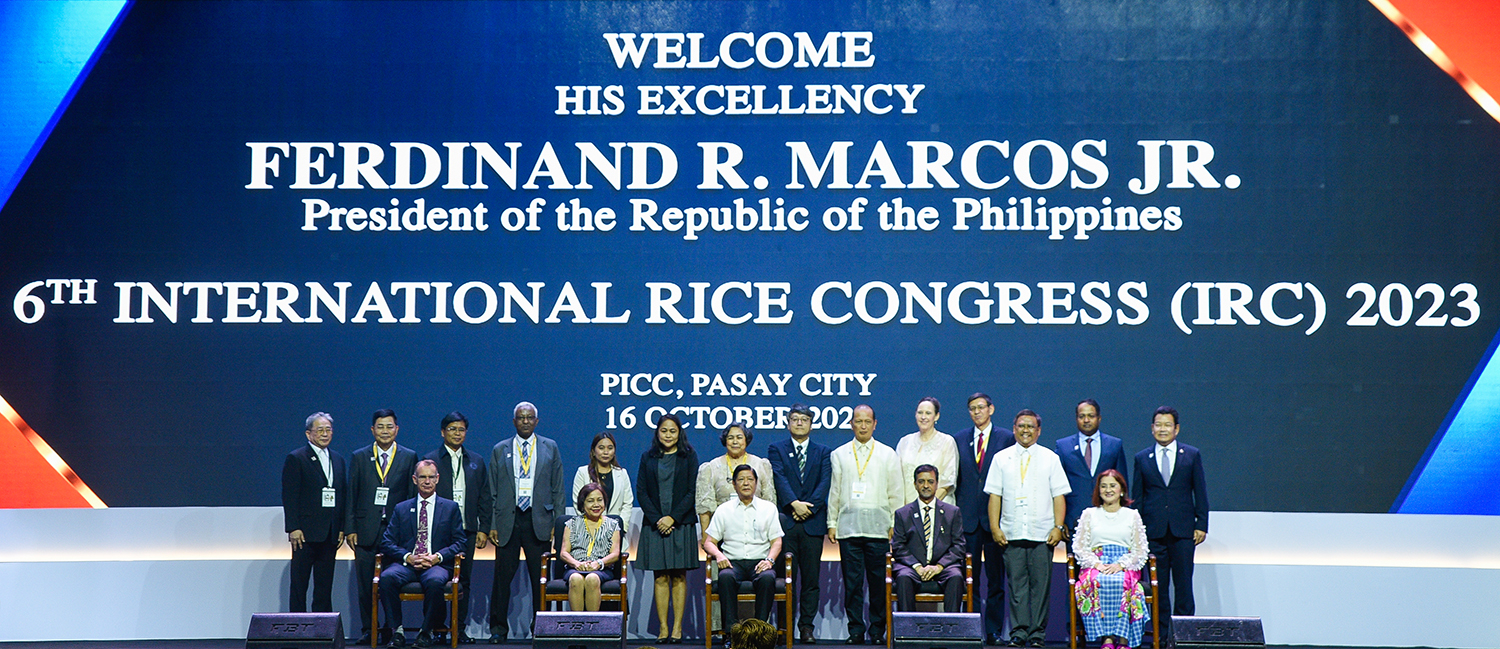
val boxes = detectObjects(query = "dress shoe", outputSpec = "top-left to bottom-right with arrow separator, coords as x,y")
1006,639 -> 1024,648
456,632 -> 473,644
487,629 -> 505,645
1027,640 -> 1045,648
355,634 -> 372,646
414,631 -> 434,648
388,632 -> 407,648
800,628 -> 816,644
845,635 -> 864,645
869,635 -> 884,646
984,635 -> 1002,647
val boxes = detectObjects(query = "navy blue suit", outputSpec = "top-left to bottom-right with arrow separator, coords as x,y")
1055,432 -> 1130,535
379,496 -> 467,634
1132,442 -> 1209,633
952,425 -> 1012,639
767,437 -> 833,633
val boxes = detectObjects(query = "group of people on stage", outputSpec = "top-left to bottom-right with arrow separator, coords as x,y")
283,396 -> 1209,649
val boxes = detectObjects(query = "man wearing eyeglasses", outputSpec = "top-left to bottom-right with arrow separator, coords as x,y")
424,411 -> 492,644
282,412 -> 347,615
380,460 -> 466,648
767,404 -> 832,644
347,409 -> 419,646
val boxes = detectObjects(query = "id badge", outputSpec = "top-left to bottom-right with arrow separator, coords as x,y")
322,487 -> 337,508
374,487 -> 390,506
850,481 -> 868,500
452,488 -> 465,504
518,477 -> 535,498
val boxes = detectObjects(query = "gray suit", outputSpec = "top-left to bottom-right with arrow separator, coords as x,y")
486,434 -> 565,639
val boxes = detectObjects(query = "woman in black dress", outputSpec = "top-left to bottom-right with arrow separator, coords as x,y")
635,413 -> 699,643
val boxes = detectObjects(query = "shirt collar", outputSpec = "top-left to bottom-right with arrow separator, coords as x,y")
308,442 -> 328,456
1078,432 -> 1099,445
976,423 -> 992,438
1159,440 -> 1178,455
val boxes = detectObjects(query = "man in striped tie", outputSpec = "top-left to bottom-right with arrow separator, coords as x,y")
890,465 -> 966,612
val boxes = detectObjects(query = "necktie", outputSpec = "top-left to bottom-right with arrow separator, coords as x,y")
975,431 -> 986,469
518,440 -> 532,510
379,451 -> 390,477
796,445 -> 807,478
1083,438 -> 1093,475
1159,448 -> 1171,484
416,499 -> 429,555
922,505 -> 934,562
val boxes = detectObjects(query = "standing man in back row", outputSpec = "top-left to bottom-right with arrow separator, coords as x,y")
1055,399 -> 1129,543
768,404 -> 832,644
827,405 -> 904,646
347,409 -> 418,646
487,402 -> 565,643
1132,406 -> 1209,641
426,411 -> 491,644
951,393 -> 1012,646
282,412 -> 347,614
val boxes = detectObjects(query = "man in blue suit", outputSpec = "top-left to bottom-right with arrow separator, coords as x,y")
380,460 -> 467,648
951,392 -> 1012,645
768,403 -> 832,644
1131,406 -> 1209,641
1055,399 -> 1130,543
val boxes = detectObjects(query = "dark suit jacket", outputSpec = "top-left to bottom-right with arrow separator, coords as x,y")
952,425 -> 1013,534
891,499 -> 965,569
426,445 -> 493,534
281,444 -> 348,542
1131,442 -> 1210,539
378,496 -> 467,569
346,443 -> 418,542
637,447 -> 700,529
488,434 -> 566,544
767,437 -> 833,534
1055,432 -> 1130,533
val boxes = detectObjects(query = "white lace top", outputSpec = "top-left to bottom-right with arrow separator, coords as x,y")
1071,506 -> 1148,570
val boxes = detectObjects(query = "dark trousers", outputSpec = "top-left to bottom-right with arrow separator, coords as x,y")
718,560 -> 777,632
490,509 -> 549,639
454,531 -> 478,634
354,538 -> 390,633
290,538 -> 339,612
381,562 -> 453,633
781,523 -> 824,632
893,564 -> 963,612
1002,540 -> 1052,643
839,536 -> 889,641
1149,533 -> 1197,636
964,529 -> 1006,638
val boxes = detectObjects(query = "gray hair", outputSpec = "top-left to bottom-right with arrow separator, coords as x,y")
305,412 -> 333,430
514,401 -> 538,418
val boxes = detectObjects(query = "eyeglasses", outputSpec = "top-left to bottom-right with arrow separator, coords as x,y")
444,426 -> 467,433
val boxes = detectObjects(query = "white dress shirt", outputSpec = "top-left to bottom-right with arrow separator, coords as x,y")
704,496 -> 784,561
409,494 -> 442,563
446,446 -> 467,521
309,442 -> 332,486
828,438 -> 904,539
1154,440 -> 1178,483
982,443 -> 1070,542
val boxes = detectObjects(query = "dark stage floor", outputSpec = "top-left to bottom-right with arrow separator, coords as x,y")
0,642 -> 1409,649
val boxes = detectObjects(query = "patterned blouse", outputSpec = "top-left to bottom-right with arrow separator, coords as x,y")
566,515 -> 621,563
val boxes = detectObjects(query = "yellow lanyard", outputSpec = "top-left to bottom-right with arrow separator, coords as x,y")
374,446 -> 392,483
854,443 -> 872,479
584,517 -> 602,557
1019,451 -> 1031,485
520,441 -> 532,475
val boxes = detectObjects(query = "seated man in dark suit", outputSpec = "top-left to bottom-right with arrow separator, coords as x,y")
891,465 -> 966,612
380,460 -> 467,648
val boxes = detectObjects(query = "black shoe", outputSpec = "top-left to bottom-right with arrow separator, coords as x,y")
870,635 -> 885,646
984,635 -> 1001,647
355,634 -> 372,646
414,631 -> 434,648
845,636 -> 864,645
487,629 -> 505,645
456,632 -> 473,644
388,633 -> 407,648
1027,640 -> 1045,648
1006,639 -> 1024,648
800,628 -> 816,644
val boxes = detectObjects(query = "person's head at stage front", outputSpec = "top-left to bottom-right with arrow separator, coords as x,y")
650,413 -> 689,456
787,403 -> 813,441
851,404 -> 876,443
1076,399 -> 1101,437
967,392 -> 994,430
915,396 -> 940,434
729,618 -> 779,649
721,422 -> 752,460
913,464 -> 939,505
440,411 -> 468,451
1091,469 -> 1132,508
412,459 -> 440,499
513,401 -> 538,439
1012,409 -> 1041,448
305,412 -> 333,448
1151,406 -> 1179,447
732,464 -> 758,504
577,482 -> 607,522
370,408 -> 398,450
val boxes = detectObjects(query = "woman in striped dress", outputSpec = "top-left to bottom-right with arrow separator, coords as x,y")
561,482 -> 622,612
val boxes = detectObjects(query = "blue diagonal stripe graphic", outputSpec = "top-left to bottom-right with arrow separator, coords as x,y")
1393,326 -> 1500,515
